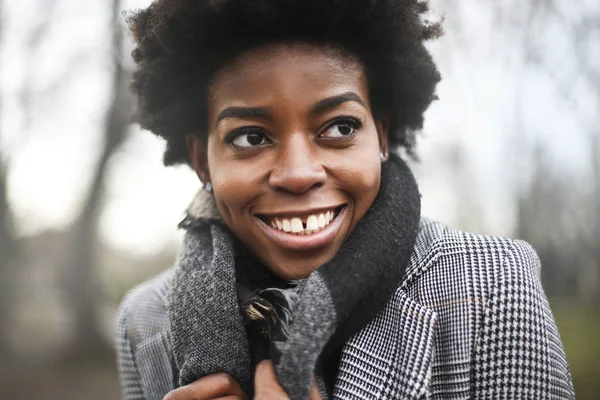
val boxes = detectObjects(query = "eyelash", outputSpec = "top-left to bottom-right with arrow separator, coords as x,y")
224,126 -> 266,149
320,116 -> 363,139
224,116 -> 364,150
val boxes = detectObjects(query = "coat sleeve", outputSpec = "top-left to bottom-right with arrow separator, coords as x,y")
472,239 -> 575,399
116,299 -> 146,400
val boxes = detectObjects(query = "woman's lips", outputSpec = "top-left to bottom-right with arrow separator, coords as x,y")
254,206 -> 347,251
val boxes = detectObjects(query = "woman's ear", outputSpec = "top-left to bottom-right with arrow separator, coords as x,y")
374,118 -> 389,161
186,134 -> 211,184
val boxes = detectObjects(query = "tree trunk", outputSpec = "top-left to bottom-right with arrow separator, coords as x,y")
0,0 -> 16,359
0,162 -> 17,358
62,0 -> 131,360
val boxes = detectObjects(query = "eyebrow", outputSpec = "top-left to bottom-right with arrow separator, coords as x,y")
214,91 -> 367,127
310,92 -> 368,115
215,107 -> 270,126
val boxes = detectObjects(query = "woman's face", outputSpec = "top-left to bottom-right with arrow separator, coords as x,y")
189,43 -> 388,280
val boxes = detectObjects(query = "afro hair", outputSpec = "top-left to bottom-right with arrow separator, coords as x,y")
127,0 -> 443,165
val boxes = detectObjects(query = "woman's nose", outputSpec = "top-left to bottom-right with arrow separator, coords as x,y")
268,135 -> 327,194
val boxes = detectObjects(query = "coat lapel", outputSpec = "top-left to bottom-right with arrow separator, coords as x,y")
384,292 -> 437,399
333,219 -> 443,400
332,291 -> 437,399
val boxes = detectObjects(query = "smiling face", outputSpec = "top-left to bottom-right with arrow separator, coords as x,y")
188,42 -> 388,280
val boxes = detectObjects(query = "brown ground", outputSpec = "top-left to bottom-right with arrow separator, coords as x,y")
0,360 -> 120,400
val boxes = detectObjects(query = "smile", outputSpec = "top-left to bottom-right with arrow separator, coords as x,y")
262,206 -> 342,235
254,205 -> 347,250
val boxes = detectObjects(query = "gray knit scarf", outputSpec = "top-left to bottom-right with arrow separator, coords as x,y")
168,154 -> 421,399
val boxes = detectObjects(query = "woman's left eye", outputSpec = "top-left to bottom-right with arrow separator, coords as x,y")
320,118 -> 362,139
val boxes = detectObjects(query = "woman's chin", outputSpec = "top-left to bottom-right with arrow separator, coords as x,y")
252,236 -> 347,281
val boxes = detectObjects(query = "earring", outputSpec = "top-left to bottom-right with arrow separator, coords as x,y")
204,182 -> 212,193
380,152 -> 387,161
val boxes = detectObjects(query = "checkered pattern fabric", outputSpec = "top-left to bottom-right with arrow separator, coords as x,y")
116,218 -> 574,399
116,269 -> 174,400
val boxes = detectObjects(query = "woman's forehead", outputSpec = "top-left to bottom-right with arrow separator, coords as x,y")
207,42 -> 368,114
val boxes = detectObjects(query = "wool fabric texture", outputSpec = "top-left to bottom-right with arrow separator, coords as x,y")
167,154 -> 421,399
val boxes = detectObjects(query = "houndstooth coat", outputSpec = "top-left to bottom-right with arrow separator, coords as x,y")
116,217 -> 575,399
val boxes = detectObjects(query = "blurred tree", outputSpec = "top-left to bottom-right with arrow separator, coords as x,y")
1,0 -> 63,360
509,0 -> 600,304
62,0 -> 133,360
515,149 -> 580,298
0,0 -> 17,359
0,157 -> 17,360
445,0 -> 600,302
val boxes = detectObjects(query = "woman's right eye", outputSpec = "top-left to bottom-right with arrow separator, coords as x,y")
227,129 -> 270,149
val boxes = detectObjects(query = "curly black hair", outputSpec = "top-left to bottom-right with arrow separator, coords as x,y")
127,0 -> 443,165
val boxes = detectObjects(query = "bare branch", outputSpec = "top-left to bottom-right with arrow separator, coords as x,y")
61,0 -> 134,359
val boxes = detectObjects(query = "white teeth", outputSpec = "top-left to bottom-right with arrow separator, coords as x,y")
291,218 -> 303,233
318,214 -> 326,228
268,208 -> 338,235
306,215 -> 318,231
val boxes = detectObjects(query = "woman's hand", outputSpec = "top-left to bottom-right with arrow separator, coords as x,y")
162,361 -> 322,400
163,373 -> 249,400
253,360 -> 322,400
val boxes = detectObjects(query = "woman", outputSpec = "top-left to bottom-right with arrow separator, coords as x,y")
116,0 -> 574,399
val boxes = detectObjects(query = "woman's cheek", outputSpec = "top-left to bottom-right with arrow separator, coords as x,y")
213,175 -> 250,211
334,155 -> 381,192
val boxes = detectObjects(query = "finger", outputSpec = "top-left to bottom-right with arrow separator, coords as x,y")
164,373 -> 248,400
308,379 -> 323,400
254,360 -> 279,385
254,360 -> 289,399
214,397 -> 243,400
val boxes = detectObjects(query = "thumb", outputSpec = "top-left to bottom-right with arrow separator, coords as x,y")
253,360 -> 289,399
253,361 -> 322,400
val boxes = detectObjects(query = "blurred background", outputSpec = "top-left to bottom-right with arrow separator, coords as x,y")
0,0 -> 598,398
